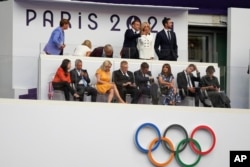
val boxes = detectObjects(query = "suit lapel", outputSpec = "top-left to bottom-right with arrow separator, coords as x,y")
162,30 -> 171,43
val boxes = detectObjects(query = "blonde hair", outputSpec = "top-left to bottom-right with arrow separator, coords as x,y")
100,60 -> 112,70
140,22 -> 151,32
82,40 -> 92,49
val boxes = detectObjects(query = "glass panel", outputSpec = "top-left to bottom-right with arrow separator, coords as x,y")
188,35 -> 210,62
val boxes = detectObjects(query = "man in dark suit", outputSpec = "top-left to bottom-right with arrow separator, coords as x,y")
113,61 -> 140,103
89,44 -> 113,58
70,59 -> 97,102
177,64 -> 200,106
154,17 -> 178,61
121,19 -> 141,59
134,62 -> 159,105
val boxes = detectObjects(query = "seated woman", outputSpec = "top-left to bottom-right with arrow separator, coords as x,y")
158,63 -> 181,105
95,60 -> 125,103
73,40 -> 92,57
200,65 -> 231,108
52,59 -> 80,101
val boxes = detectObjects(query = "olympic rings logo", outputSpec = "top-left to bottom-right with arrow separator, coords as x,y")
134,123 -> 216,167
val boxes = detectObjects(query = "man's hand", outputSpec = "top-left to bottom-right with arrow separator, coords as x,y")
188,87 -> 196,93
60,44 -> 66,49
123,82 -> 131,86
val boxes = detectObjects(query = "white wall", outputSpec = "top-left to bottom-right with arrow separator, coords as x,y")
0,1 -> 14,98
11,0 -> 189,97
38,55 -> 219,100
0,98 -> 249,167
227,8 -> 250,108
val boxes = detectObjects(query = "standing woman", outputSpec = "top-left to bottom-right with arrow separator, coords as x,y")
158,63 -> 181,105
52,59 -> 80,101
95,60 -> 125,103
137,22 -> 155,60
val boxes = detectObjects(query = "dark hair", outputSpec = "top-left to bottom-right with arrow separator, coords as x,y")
60,59 -> 71,76
188,64 -> 197,71
206,65 -> 215,74
162,17 -> 171,26
140,62 -> 149,69
132,19 -> 141,25
59,19 -> 70,27
161,63 -> 172,76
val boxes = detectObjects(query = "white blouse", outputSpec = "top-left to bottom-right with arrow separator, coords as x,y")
137,34 -> 155,59
73,45 -> 91,57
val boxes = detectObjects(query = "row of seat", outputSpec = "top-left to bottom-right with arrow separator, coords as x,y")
49,82 -> 202,106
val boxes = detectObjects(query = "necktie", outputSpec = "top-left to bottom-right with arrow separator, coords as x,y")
187,74 -> 192,88
167,30 -> 171,40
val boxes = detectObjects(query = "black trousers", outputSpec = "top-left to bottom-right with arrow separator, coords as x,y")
52,82 -> 75,101
76,85 -> 97,102
139,84 -> 159,104
185,88 -> 200,107
118,86 -> 140,104
121,47 -> 139,59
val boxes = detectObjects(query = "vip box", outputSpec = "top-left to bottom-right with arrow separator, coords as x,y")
230,151 -> 250,167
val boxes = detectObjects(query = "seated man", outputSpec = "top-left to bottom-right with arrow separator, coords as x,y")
70,59 -> 97,102
177,64 -> 202,107
134,62 -> 159,105
113,60 -> 140,104
89,44 -> 113,58
200,65 -> 231,108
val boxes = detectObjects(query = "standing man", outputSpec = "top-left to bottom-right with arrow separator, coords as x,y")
113,61 -> 140,104
70,59 -> 97,102
177,64 -> 200,106
90,44 -> 113,58
44,19 -> 70,55
121,19 -> 141,59
134,62 -> 159,105
154,17 -> 178,61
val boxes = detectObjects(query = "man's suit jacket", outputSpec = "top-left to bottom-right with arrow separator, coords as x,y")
44,26 -> 64,55
113,70 -> 135,90
177,70 -> 200,95
121,29 -> 140,59
89,47 -> 113,58
70,68 -> 91,87
134,70 -> 153,89
154,29 -> 178,61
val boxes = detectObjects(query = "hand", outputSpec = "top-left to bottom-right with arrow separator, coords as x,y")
201,87 -> 207,91
195,65 -> 199,73
80,71 -> 85,76
60,44 -> 65,49
149,76 -> 154,80
130,83 -> 136,87
123,82 -> 130,86
188,87 -> 196,93
82,72 -> 88,77
169,83 -> 174,88
207,85 -> 214,90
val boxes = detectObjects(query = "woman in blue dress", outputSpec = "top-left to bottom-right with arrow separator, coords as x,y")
158,63 -> 181,105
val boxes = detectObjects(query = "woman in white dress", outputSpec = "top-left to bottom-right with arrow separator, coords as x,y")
73,40 -> 92,57
137,22 -> 154,60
